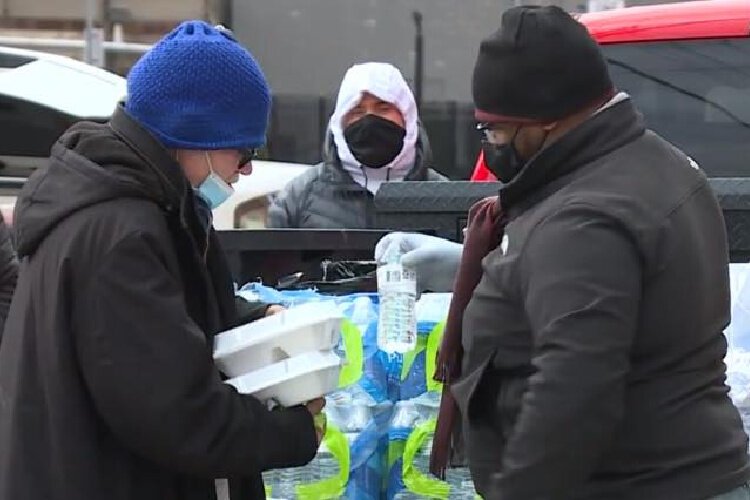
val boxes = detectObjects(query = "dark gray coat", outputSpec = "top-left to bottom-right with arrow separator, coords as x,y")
267,127 -> 446,229
454,98 -> 750,499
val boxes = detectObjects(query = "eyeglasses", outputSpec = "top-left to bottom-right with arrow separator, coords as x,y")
238,148 -> 258,167
476,122 -> 507,144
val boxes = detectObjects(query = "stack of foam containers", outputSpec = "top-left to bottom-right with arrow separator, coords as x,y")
213,301 -> 344,407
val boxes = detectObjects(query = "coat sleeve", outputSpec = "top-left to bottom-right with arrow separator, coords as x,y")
0,212 -> 18,340
73,231 -> 318,476
491,205 -> 641,498
266,173 -> 313,228
233,296 -> 271,325
266,187 -> 297,228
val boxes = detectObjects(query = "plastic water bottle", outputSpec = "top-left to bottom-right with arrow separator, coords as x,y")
726,351 -> 750,450
270,426 -> 348,497
377,245 -> 417,353
315,444 -> 338,483
270,466 -> 298,499
390,437 -> 441,498
390,399 -> 443,499
447,467 -> 478,499
393,491 -> 422,499
731,379 -> 750,447
261,471 -> 275,497
414,437 -> 433,478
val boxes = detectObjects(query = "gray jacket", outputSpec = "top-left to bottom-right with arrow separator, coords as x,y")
455,98 -> 749,499
267,126 -> 446,229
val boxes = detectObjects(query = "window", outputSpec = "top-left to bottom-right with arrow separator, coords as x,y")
0,52 -> 34,70
0,95 -> 74,178
603,38 -> 750,177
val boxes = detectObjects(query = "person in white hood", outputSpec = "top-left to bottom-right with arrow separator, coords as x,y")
267,62 -> 445,229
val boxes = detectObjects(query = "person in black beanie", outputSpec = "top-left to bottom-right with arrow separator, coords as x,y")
376,5 -> 750,500
472,5 -> 615,184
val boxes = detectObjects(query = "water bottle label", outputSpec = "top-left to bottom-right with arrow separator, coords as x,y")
377,263 -> 417,352
378,264 -> 417,293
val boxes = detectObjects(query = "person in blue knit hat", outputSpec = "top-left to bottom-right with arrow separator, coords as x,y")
126,21 -> 270,210
0,21 -> 323,500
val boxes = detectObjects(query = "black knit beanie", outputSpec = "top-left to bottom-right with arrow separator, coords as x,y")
472,6 -> 613,123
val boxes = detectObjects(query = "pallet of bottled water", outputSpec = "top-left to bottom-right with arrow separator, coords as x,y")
263,387 -> 391,499
388,394 -> 479,499
391,464 -> 478,499
262,390 -> 479,499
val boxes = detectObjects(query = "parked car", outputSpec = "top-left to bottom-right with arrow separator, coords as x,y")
471,0 -> 750,180
0,46 -> 312,228
212,160 -> 312,230
0,46 -> 126,219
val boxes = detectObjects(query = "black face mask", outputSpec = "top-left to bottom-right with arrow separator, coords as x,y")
482,127 -> 549,183
482,127 -> 524,183
344,114 -> 406,169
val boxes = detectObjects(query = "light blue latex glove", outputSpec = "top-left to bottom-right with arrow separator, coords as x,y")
374,232 -> 463,293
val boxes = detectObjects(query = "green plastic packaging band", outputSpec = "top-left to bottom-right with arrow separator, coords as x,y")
338,319 -> 364,388
295,423 -> 350,499
401,335 -> 428,381
402,418 -> 450,499
426,321 -> 446,393
388,439 -> 406,472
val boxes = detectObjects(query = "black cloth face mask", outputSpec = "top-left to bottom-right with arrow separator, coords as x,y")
481,127 -> 523,183
344,114 -> 406,169
482,126 -> 549,183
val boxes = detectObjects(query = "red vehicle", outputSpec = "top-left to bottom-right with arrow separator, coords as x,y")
470,0 -> 750,181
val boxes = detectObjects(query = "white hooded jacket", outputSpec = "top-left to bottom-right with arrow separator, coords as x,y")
266,62 -> 445,229
329,62 -> 420,194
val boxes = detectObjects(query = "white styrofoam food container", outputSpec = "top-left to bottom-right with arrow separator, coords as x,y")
226,351 -> 342,406
213,301 -> 343,377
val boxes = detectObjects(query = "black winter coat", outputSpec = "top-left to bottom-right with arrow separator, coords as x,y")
0,106 -> 317,500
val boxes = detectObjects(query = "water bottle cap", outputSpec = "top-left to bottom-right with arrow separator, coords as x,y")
382,243 -> 403,264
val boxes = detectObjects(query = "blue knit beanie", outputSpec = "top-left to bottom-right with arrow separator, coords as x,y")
126,21 -> 270,150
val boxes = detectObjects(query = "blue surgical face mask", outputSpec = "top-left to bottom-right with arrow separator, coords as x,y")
197,152 -> 234,209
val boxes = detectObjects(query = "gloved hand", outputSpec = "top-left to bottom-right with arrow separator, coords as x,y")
374,232 -> 463,293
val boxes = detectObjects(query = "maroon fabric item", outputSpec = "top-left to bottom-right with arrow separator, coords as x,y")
430,196 -> 506,478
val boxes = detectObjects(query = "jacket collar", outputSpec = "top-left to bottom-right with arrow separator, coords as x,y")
499,98 -> 646,209
109,103 -> 188,213
107,105 -> 226,334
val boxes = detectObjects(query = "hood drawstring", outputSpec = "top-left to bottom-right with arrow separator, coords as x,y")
362,167 -> 369,193
358,166 -> 391,194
